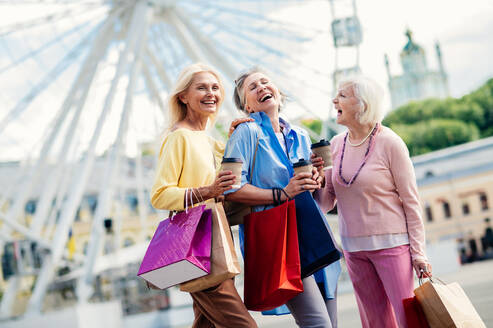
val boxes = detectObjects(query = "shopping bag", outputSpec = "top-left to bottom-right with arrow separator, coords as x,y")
180,202 -> 241,292
223,200 -> 250,226
243,199 -> 303,311
294,191 -> 341,278
414,278 -> 486,328
137,204 -> 213,290
403,296 -> 430,328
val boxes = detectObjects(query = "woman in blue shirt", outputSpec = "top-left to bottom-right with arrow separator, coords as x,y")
224,68 -> 341,328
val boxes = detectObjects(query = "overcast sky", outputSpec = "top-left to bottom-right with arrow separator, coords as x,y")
277,0 -> 493,117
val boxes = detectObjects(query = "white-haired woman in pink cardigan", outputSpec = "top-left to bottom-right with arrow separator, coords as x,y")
312,76 -> 432,328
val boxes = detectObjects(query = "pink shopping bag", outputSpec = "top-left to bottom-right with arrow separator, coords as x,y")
138,204 -> 213,289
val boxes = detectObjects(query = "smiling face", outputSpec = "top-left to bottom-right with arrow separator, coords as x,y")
333,83 -> 364,127
242,72 -> 281,114
179,71 -> 222,117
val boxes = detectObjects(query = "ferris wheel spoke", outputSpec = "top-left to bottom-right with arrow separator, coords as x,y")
0,17 -> 101,75
77,2 -> 149,302
0,4 -> 106,37
0,24 -> 99,135
149,24 -> 188,78
140,57 -> 165,111
0,0 -> 103,4
185,1 -> 325,36
171,7 -> 240,116
145,46 -> 173,91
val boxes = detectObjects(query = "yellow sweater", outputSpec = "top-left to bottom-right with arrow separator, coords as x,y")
150,128 -> 224,211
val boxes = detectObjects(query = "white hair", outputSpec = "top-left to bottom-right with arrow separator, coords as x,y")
339,75 -> 385,125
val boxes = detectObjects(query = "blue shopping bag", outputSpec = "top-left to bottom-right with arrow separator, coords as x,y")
294,191 -> 341,278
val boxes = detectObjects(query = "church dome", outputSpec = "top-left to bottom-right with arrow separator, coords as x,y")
401,29 -> 425,56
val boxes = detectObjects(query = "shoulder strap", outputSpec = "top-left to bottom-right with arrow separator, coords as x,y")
249,126 -> 261,184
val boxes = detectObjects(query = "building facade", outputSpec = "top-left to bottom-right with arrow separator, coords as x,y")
413,136 -> 493,262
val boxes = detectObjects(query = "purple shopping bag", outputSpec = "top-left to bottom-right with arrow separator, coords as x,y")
138,204 -> 213,289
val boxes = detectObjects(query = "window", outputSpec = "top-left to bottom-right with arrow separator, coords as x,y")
443,201 -> 452,219
425,203 -> 433,222
462,203 -> 470,215
480,193 -> 489,211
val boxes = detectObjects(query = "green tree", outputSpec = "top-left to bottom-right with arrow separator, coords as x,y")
391,119 -> 480,156
462,78 -> 493,136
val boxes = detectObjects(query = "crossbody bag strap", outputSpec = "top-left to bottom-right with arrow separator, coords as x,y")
249,135 -> 260,184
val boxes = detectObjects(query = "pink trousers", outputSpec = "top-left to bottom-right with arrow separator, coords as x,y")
343,245 -> 414,328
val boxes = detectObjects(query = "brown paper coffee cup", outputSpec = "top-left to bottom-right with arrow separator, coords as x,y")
221,158 -> 242,189
293,158 -> 313,176
311,139 -> 332,170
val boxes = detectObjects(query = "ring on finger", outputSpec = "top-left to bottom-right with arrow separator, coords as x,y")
301,185 -> 304,191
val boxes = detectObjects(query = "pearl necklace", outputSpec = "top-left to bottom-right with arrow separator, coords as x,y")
347,124 -> 377,147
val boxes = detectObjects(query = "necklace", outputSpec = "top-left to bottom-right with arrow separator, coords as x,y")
347,124 -> 377,147
336,123 -> 379,187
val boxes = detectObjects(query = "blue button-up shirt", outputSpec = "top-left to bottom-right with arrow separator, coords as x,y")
224,111 -> 311,205
224,111 -> 340,315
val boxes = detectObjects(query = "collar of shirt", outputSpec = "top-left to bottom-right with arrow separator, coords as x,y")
250,112 -> 296,174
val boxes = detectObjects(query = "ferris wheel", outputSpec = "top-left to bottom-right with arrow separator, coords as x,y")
322,0 -> 363,137
0,0 -> 334,319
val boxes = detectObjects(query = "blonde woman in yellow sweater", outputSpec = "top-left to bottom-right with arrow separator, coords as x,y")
150,63 -> 256,328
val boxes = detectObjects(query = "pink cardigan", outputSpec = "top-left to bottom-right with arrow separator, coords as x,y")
314,126 -> 427,261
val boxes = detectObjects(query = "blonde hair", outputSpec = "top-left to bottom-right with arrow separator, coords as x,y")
339,75 -> 384,125
167,63 -> 225,129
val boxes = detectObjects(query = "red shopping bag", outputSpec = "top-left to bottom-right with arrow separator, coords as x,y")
403,296 -> 430,328
243,200 -> 303,311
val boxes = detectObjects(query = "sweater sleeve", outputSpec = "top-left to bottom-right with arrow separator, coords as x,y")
211,138 -> 225,173
313,167 -> 337,213
150,132 -> 188,211
388,134 -> 427,262
313,137 -> 340,213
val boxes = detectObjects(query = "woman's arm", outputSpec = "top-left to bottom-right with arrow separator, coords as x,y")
151,133 -> 188,211
312,167 -> 337,213
226,171 -> 319,205
388,135 -> 432,277
151,133 -> 235,211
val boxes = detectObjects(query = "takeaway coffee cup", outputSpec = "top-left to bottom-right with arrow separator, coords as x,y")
221,157 -> 243,189
311,139 -> 332,170
293,158 -> 313,176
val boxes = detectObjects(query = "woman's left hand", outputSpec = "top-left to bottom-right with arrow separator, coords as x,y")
413,259 -> 432,278
311,167 -> 322,189
228,117 -> 255,137
311,154 -> 325,187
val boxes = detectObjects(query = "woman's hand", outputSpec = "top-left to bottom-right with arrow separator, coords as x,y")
311,153 -> 324,175
413,259 -> 432,278
311,167 -> 323,189
311,154 -> 325,187
205,170 -> 236,198
228,117 -> 254,137
283,172 -> 319,198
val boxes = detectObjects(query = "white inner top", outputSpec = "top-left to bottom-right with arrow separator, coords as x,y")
341,233 -> 410,252
276,132 -> 287,154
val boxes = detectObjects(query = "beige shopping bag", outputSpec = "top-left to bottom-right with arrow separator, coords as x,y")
180,202 -> 241,292
414,278 -> 486,328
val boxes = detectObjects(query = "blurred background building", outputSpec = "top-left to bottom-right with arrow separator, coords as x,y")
385,29 -> 449,109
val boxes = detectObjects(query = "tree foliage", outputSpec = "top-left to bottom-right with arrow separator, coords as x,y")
383,78 -> 493,155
